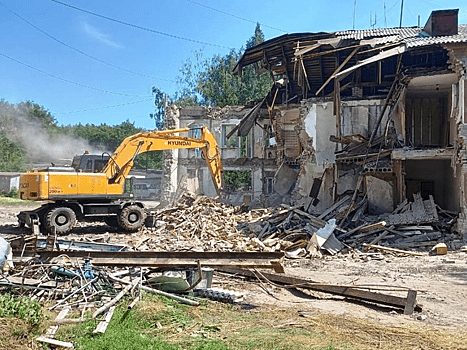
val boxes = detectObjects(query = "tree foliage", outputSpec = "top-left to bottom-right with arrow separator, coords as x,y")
0,100 -> 162,171
65,121 -> 162,170
0,134 -> 27,171
153,23 -> 272,111
224,170 -> 251,191
194,23 -> 271,107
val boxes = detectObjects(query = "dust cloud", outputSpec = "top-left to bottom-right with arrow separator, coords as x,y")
0,101 -> 105,166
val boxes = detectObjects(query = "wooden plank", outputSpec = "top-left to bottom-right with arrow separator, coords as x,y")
404,290 -> 417,315
219,268 -> 419,311
128,296 -> 140,310
108,275 -> 199,306
44,307 -> 70,338
315,47 -> 360,95
37,336 -> 74,348
93,306 -> 116,334
317,195 -> 351,220
281,205 -> 346,233
368,227 -> 392,246
93,280 -> 138,318
363,244 -> 425,256
359,221 -> 386,232
40,251 -> 284,271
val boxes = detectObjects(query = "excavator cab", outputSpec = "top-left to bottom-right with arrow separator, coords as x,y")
71,154 -> 110,172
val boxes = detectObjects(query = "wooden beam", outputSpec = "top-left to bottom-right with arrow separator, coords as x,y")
219,268 -> 420,313
316,47 -> 360,96
363,244 -> 425,256
37,337 -> 74,348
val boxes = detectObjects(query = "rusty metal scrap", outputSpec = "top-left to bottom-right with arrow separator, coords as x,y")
39,250 -> 285,272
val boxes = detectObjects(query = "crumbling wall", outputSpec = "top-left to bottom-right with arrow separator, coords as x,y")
160,105 -> 180,206
162,105 -> 279,207
292,100 -> 336,211
443,44 -> 467,236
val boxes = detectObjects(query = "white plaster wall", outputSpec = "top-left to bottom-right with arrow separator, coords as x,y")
252,168 -> 262,200
10,176 -> 19,190
336,168 -> 359,196
201,167 -> 217,197
304,102 -> 336,166
341,100 -> 385,139
296,163 -> 334,211
365,175 -> 394,214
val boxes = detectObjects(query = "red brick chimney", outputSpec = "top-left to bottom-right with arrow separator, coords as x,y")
423,9 -> 458,37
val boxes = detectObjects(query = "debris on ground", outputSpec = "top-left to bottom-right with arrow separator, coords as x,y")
2,189 -> 466,348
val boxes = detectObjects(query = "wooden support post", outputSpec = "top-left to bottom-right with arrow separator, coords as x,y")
404,290 -> 417,315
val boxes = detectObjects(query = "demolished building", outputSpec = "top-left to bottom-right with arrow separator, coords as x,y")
163,9 -> 467,233
162,105 -> 280,206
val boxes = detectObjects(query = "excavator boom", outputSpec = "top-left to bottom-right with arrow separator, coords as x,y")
104,126 -> 222,193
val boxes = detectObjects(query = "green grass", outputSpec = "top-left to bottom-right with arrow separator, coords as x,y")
0,195 -> 37,206
4,291 -> 466,350
0,294 -> 46,327
0,294 -> 48,350
57,304 -> 229,350
56,294 -> 341,350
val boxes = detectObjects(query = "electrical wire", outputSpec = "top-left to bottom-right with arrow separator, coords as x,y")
0,1 -> 175,83
0,51 -> 153,98
55,98 -> 154,115
185,0 -> 288,33
49,0 -> 234,50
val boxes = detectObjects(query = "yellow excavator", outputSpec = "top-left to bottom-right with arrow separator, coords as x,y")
18,126 -> 223,234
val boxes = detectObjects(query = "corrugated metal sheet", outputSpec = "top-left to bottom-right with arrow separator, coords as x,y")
336,25 -> 467,47
336,27 -> 422,40
405,24 -> 467,47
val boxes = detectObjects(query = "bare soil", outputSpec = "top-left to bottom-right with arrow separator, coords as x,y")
1,204 -> 467,334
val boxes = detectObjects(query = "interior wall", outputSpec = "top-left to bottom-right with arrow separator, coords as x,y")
404,159 -> 458,211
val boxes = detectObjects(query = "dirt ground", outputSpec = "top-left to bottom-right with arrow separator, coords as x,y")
1,204 -> 467,333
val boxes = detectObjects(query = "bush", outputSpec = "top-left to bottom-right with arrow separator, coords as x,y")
7,187 -> 19,198
0,294 -> 45,326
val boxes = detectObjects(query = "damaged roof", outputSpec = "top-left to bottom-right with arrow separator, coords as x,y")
234,9 -> 467,103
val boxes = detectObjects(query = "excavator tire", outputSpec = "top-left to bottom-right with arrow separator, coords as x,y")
117,205 -> 146,232
45,207 -> 77,235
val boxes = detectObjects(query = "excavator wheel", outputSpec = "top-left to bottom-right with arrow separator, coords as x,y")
45,207 -> 77,235
117,205 -> 146,232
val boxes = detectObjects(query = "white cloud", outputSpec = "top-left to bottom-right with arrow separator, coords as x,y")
81,21 -> 123,49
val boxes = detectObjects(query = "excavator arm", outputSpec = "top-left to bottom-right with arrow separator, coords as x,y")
102,126 -> 223,193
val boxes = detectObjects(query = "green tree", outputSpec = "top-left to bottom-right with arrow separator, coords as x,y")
67,120 -> 163,170
194,23 -> 271,107
150,87 -> 166,130
21,101 -> 57,127
152,23 -> 272,112
0,134 -> 27,171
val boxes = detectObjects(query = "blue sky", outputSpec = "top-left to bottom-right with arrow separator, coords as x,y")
1,0 -> 466,130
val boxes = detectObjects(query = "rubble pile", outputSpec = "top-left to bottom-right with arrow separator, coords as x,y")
141,192 -> 278,252
133,191 -> 463,258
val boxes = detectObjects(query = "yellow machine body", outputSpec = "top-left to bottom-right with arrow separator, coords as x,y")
19,126 -> 223,202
